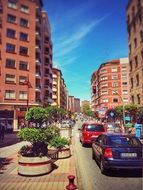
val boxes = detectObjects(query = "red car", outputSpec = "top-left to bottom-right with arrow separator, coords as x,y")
79,122 -> 105,146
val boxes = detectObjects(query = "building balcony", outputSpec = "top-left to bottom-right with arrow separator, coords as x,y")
35,85 -> 41,91
53,81 -> 57,85
36,72 -> 41,78
53,74 -> 57,78
53,87 -> 57,92
36,59 -> 41,65
52,95 -> 57,99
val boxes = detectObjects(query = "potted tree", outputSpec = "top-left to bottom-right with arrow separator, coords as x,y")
17,107 -> 60,176
49,136 -> 71,159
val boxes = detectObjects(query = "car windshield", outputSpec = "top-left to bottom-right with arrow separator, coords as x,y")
109,136 -> 142,147
86,125 -> 104,132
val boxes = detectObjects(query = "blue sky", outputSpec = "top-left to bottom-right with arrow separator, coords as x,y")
43,0 -> 129,101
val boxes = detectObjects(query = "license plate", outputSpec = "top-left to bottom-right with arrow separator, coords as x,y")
121,153 -> 137,158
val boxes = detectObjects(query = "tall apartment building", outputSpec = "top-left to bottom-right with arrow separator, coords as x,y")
126,0 -> 143,106
74,98 -> 81,113
68,96 -> 75,113
68,96 -> 80,113
91,58 -> 130,117
52,67 -> 67,110
0,0 -> 53,130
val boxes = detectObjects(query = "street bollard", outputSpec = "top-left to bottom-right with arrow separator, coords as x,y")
66,175 -> 77,190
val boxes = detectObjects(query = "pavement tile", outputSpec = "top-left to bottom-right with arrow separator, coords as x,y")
0,141 -> 78,190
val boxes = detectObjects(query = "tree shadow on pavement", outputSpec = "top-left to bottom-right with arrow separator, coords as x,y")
0,157 -> 14,174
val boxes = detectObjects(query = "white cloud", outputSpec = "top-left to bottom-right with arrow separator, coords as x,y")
53,16 -> 106,64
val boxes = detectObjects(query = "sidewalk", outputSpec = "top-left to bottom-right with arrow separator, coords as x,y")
0,133 -> 79,190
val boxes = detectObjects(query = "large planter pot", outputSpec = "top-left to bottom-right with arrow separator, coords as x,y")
18,155 -> 52,176
58,147 -> 71,159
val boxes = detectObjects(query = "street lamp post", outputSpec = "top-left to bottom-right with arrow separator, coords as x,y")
22,77 -> 32,111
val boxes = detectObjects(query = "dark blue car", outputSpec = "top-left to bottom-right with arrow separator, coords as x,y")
92,133 -> 143,174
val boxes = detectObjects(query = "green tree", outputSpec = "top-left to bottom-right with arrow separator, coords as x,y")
46,106 -> 67,122
125,104 -> 138,122
25,107 -> 49,127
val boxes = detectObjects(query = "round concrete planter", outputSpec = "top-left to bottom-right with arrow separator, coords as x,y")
18,155 -> 52,176
58,147 -> 71,159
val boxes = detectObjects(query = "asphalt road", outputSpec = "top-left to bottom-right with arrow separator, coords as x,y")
73,121 -> 143,190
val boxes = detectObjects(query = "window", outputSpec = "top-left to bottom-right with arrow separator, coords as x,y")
112,90 -> 118,94
134,38 -> 137,47
127,15 -> 130,25
102,99 -> 108,103
133,22 -> 136,32
101,83 -> 108,87
8,0 -> 17,9
6,43 -> 15,53
122,73 -> 127,79
100,69 -> 107,73
5,74 -> 15,84
19,61 -> 28,70
86,124 -> 104,132
20,18 -> 28,27
101,76 -> 107,81
19,76 -> 27,84
113,98 -> 118,103
122,90 -> 128,94
131,95 -> 134,104
136,74 -> 139,86
19,91 -> 27,100
7,28 -> 16,38
112,75 -> 118,80
130,61 -> 132,71
129,44 -> 131,54
122,65 -> 127,70
101,90 -> 108,95
135,56 -> 138,67
140,31 -> 143,42
19,46 -> 28,55
137,94 -> 140,104
112,82 -> 118,87
141,51 -> 143,60
139,13 -> 142,24
5,90 -> 15,99
122,82 -> 127,86
20,32 -> 28,41
6,59 -> 15,68
111,68 -> 117,72
131,78 -> 133,88
20,5 -> 29,13
123,98 -> 128,102
7,14 -> 16,24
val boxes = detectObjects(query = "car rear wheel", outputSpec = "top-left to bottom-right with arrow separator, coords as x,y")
100,159 -> 108,175
82,140 -> 85,147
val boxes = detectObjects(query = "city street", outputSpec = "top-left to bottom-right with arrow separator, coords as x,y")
73,121 -> 143,190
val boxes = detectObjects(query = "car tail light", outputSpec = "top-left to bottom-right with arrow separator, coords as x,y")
104,148 -> 113,158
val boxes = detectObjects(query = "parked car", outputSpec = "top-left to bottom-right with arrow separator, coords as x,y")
92,133 -> 143,174
104,123 -> 121,133
61,120 -> 70,128
79,122 -> 105,146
